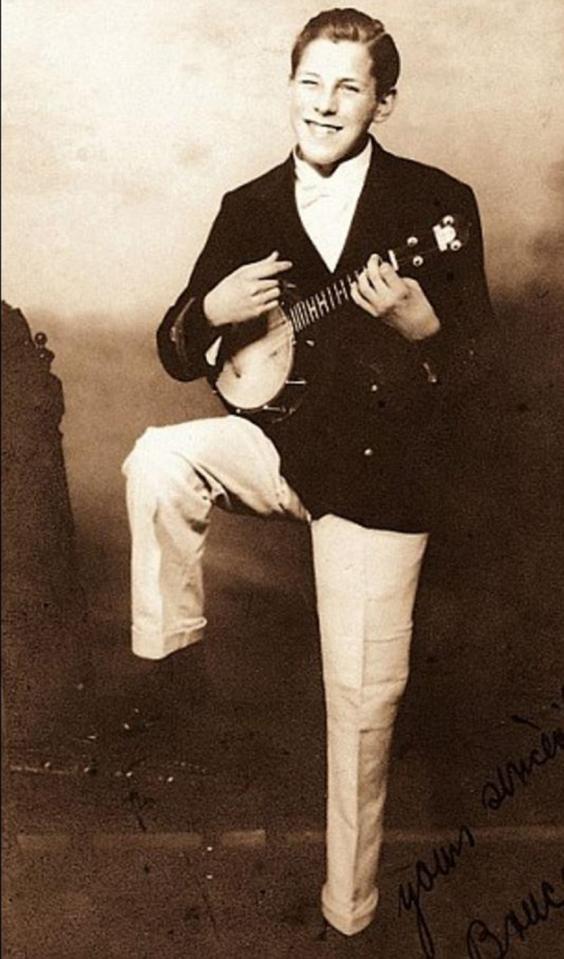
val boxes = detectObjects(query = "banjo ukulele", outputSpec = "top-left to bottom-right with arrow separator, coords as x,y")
207,214 -> 469,426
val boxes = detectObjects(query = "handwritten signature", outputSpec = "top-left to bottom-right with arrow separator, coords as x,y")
466,866 -> 564,958
398,824 -> 476,958
481,715 -> 564,812
398,687 -> 563,957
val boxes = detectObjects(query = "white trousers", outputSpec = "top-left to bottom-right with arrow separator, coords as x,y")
122,415 -> 428,936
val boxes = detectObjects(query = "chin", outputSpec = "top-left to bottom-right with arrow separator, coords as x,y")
299,141 -> 349,170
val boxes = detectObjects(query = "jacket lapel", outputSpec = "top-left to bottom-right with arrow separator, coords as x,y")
335,139 -> 400,274
257,139 -> 404,285
256,157 -> 330,285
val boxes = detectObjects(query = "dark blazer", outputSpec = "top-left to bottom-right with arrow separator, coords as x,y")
157,138 -> 495,532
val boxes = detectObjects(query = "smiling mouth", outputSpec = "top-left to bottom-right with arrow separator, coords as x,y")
305,120 -> 342,134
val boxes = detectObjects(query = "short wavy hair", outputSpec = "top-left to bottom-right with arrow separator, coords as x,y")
290,8 -> 400,100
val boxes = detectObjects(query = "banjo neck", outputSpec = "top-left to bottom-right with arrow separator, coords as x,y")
210,213 -> 470,425
285,214 -> 468,336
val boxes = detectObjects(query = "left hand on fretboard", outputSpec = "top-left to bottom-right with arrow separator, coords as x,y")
351,255 -> 441,342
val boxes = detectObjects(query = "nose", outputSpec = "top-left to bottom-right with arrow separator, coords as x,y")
313,85 -> 338,116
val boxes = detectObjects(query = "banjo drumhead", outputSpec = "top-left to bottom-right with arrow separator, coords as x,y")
215,309 -> 295,410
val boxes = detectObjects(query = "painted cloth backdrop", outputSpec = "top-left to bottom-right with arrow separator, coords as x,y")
3,0 -> 563,618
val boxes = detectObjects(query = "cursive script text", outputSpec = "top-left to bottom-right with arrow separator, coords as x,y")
466,866 -> 564,957
398,823 -> 476,958
481,723 -> 564,812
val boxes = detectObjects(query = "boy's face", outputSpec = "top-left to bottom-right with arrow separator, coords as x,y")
290,37 -> 393,174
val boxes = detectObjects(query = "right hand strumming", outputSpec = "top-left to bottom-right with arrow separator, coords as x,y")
203,251 -> 293,327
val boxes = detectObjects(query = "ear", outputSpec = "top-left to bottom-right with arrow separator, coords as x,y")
372,89 -> 397,124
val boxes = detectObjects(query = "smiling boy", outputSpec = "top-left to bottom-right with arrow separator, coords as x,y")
123,8 -> 493,938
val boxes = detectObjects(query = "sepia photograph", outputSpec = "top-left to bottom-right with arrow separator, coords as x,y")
2,2 -> 564,956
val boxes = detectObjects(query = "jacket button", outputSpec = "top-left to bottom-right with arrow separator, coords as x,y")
363,447 -> 374,457
370,383 -> 379,392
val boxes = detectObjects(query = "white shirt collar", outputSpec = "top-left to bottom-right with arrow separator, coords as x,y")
293,137 -> 372,201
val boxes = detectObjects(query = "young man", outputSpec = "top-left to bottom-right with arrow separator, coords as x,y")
123,8 -> 493,937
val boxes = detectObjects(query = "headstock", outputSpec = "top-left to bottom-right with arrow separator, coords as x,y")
389,214 -> 470,272
432,214 -> 470,253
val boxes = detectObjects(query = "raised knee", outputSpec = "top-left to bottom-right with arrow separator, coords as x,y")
123,427 -> 168,477
123,427 -> 195,486
123,428 -> 213,520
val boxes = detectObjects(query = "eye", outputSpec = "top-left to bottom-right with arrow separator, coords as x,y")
299,78 -> 318,87
342,84 -> 361,93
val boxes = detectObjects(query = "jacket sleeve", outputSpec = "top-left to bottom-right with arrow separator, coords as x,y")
415,184 -> 497,395
156,192 -> 242,382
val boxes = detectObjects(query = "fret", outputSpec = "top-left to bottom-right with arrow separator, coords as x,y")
293,301 -> 305,330
315,290 -> 330,315
306,296 -> 320,321
284,219 -> 463,337
300,301 -> 311,328
333,279 -> 347,305
299,302 -> 309,331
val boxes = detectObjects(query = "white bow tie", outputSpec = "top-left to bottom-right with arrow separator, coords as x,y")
296,177 -> 352,209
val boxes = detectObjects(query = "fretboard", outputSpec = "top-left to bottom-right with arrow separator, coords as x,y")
285,230 -> 450,335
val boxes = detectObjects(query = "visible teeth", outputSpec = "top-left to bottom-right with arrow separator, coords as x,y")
307,122 -> 339,137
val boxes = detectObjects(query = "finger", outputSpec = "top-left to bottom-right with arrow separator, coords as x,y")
255,297 -> 280,316
239,251 -> 277,276
364,255 -> 390,296
253,279 -> 281,294
253,287 -> 280,305
357,269 -> 387,309
245,250 -> 279,266
254,259 -> 293,278
248,255 -> 293,279
378,261 -> 406,296
350,281 -> 378,318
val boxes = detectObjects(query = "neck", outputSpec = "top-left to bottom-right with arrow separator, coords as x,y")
296,134 -> 371,177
